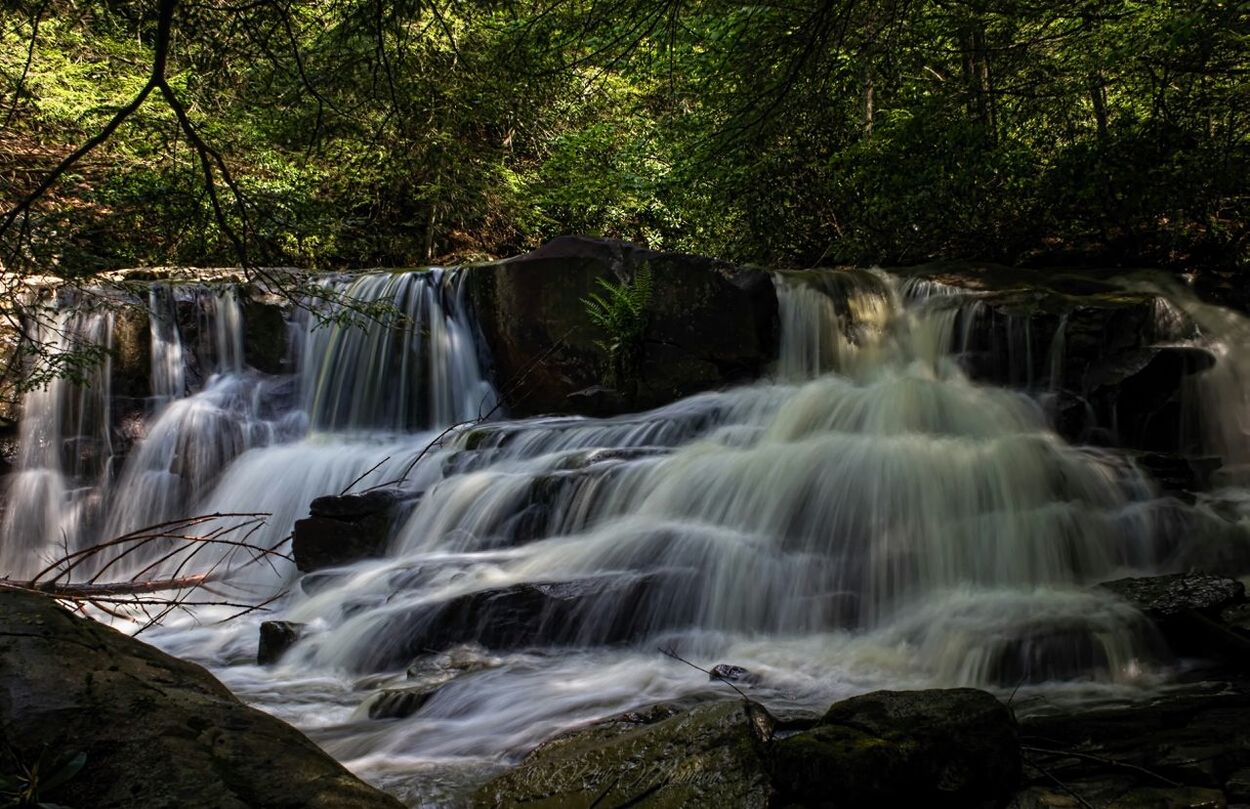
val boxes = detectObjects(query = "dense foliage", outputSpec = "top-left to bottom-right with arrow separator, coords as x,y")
1,0 -> 1247,274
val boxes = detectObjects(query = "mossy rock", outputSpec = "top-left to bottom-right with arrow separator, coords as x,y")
772,688 -> 1021,809
472,700 -> 776,809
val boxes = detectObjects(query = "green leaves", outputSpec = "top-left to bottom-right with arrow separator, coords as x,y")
582,264 -> 653,386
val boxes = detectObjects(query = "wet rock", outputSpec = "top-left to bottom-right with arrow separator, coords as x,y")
1100,573 -> 1245,618
1016,683 -> 1250,808
472,700 -> 776,808
111,303 -> 151,399
242,292 -> 288,373
406,643 -> 500,681
1100,573 -> 1250,665
258,620 -> 305,664
710,663 -> 758,683
293,488 -> 408,572
465,236 -> 778,417
772,688 -> 1021,808
356,572 -> 698,671
366,685 -> 442,720
365,644 -> 502,720
0,589 -> 402,809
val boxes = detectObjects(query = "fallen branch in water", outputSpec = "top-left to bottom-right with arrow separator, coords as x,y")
658,646 -> 752,701
0,512 -> 291,632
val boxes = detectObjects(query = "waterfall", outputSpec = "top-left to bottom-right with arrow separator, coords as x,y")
302,271 -> 494,432
0,270 -> 494,580
149,285 -> 186,405
7,263 -> 1250,806
0,303 -> 113,578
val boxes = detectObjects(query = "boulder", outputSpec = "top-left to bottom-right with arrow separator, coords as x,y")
0,589 -> 402,809
464,236 -> 778,417
472,700 -> 776,808
257,620 -> 305,664
772,688 -> 1021,808
292,488 -> 408,572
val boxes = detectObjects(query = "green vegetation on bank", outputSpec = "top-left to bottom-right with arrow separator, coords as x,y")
1,0 -> 1247,275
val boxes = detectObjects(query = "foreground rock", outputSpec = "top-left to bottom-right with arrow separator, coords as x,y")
473,701 -> 776,808
1012,681 -> 1250,808
0,589 -> 402,809
773,689 -> 1021,808
466,236 -> 778,417
474,689 -> 1019,809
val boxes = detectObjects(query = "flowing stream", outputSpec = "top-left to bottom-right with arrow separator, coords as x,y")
3,265 -> 1248,806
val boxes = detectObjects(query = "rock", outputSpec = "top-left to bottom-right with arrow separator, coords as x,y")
465,236 -> 778,417
292,488 -> 408,572
0,589 -> 402,809
364,644 -> 501,720
353,572 -> 697,671
257,620 -> 305,664
709,663 -> 757,683
366,685 -> 442,720
242,292 -> 288,373
772,688 -> 1021,808
1100,573 -> 1250,665
111,303 -> 151,399
472,700 -> 776,808
309,488 -> 407,520
405,643 -> 500,680
797,262 -> 1214,454
1015,684 -> 1250,808
1100,573 -> 1245,618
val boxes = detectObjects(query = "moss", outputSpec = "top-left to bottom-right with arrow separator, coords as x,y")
473,701 -> 774,809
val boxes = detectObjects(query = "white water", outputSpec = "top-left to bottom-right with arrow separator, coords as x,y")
3,265 -> 1248,806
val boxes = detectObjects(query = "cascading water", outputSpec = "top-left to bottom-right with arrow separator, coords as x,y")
0,301 -> 113,578
5,263 -> 1249,806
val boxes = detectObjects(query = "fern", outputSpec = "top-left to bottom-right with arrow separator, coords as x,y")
582,264 -> 654,390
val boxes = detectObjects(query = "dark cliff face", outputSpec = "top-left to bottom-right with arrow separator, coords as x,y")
464,236 -> 779,418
